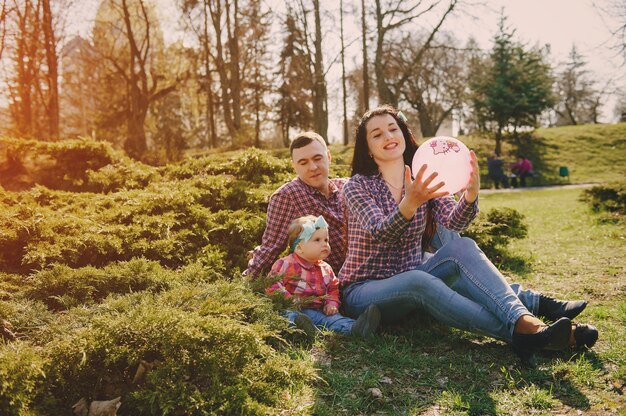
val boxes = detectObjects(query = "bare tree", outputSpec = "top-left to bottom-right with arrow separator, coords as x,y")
399,33 -> 468,137
239,1 -> 273,147
373,0 -> 458,107
3,0 -> 60,139
0,0 -> 8,59
41,0 -> 58,138
595,0 -> 626,63
553,45 -> 603,125
207,0 -> 243,139
181,0 -> 219,148
92,0 -> 176,159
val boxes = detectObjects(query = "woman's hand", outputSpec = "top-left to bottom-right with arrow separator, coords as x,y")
399,165 -> 448,220
323,304 -> 338,316
463,151 -> 480,203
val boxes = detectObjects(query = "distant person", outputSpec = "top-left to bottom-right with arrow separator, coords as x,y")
511,155 -> 533,187
487,152 -> 509,189
266,215 -> 380,339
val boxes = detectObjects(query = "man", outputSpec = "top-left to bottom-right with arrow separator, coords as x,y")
244,132 -> 346,278
487,152 -> 509,189
245,131 -> 587,333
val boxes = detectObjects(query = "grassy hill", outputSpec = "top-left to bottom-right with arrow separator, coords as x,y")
318,123 -> 626,186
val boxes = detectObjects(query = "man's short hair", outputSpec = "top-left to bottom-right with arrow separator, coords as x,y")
289,132 -> 327,157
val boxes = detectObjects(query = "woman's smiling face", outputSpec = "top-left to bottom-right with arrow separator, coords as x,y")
365,114 -> 406,164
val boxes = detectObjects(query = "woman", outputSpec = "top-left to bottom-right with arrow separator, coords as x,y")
339,105 -> 597,358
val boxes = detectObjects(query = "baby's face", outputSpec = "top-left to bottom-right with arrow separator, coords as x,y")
298,228 -> 331,262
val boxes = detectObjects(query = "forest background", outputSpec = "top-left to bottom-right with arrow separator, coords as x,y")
1,0 -> 626,164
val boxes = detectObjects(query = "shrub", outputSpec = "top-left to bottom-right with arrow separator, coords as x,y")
208,210 -> 266,272
85,159 -> 160,193
0,183 -> 247,273
0,299 -> 55,342
162,148 -> 291,184
580,182 -> 626,216
0,137 -> 121,192
0,342 -> 47,415
20,282 -> 314,415
229,148 -> 291,183
463,207 -> 528,267
20,259 -> 179,311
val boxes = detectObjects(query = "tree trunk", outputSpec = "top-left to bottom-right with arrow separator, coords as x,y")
41,0 -> 59,139
125,107 -> 148,158
312,0 -> 328,141
361,0 -> 369,111
225,0 -> 241,131
208,0 -> 236,137
374,0 -> 395,106
13,1 -> 37,138
495,128 -> 502,156
202,0 -> 217,148
340,0 -> 348,145
0,0 -> 8,60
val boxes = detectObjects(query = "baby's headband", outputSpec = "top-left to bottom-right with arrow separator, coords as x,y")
290,216 -> 328,252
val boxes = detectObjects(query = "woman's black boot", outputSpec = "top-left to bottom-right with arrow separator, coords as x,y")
573,323 -> 598,349
512,317 -> 572,353
538,295 -> 587,321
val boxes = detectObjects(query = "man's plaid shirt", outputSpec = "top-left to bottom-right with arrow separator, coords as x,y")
338,173 -> 479,287
245,177 -> 347,279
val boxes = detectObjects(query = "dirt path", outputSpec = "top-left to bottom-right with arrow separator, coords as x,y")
480,183 -> 597,194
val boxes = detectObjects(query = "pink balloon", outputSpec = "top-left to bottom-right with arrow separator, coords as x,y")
411,136 -> 471,195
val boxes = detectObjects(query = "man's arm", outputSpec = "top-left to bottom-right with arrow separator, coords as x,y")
244,190 -> 295,279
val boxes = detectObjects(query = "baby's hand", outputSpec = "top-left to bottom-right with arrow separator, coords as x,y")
323,304 -> 338,316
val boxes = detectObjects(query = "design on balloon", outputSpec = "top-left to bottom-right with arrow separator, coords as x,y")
412,136 -> 471,195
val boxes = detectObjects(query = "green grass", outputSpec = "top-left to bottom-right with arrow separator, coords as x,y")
311,187 -> 625,415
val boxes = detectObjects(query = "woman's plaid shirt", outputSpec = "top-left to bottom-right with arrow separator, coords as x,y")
338,173 -> 478,287
245,177 -> 347,279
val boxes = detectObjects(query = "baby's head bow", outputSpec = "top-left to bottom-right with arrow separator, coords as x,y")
290,215 -> 328,252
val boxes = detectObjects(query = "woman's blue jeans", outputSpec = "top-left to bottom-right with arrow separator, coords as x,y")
342,237 -> 535,342
433,225 -> 539,318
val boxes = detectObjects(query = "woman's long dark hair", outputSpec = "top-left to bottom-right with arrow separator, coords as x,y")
351,105 -> 418,176
349,104 -> 436,248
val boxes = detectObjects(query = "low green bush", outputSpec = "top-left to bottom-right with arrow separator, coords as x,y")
0,342 -> 47,416
85,159 -> 160,193
162,148 -> 291,184
0,137 -> 120,192
20,259 -> 177,311
580,182 -> 626,216
0,181 -> 258,273
208,210 -> 266,272
0,298 -> 56,342
463,207 -> 528,267
0,282 -> 315,415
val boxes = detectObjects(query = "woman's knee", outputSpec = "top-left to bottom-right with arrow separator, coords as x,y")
452,236 -> 477,250
443,236 -> 480,257
400,271 -> 445,295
